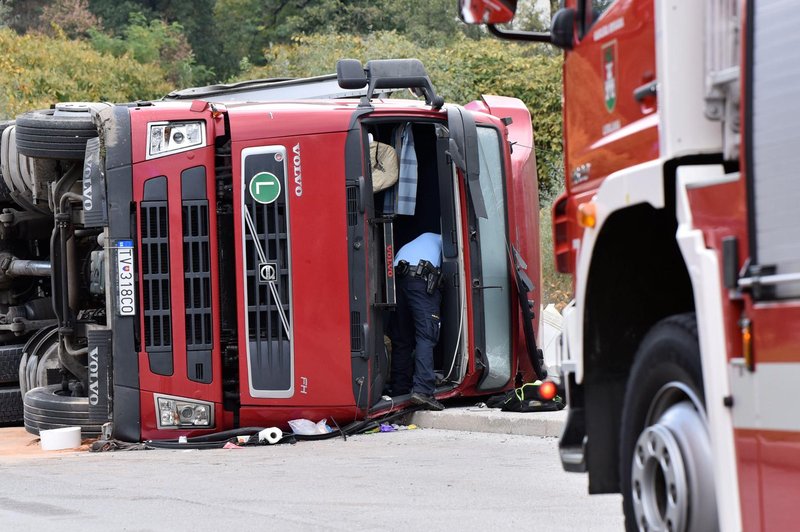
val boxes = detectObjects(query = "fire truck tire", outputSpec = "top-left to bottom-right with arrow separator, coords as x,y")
14,107 -> 98,161
0,344 -> 25,384
23,385 -> 101,437
0,385 -> 24,423
619,313 -> 717,532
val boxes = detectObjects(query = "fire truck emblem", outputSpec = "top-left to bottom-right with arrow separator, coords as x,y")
259,262 -> 277,283
602,41 -> 617,112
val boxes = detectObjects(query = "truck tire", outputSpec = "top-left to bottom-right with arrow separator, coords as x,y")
0,385 -> 23,424
23,384 -> 102,437
14,104 -> 98,160
0,344 -> 24,384
619,313 -> 717,532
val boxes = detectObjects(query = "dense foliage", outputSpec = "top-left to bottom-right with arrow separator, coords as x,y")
0,28 -> 171,118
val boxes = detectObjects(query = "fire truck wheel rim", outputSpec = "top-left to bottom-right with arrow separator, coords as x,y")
631,384 -> 716,532
632,413 -> 688,532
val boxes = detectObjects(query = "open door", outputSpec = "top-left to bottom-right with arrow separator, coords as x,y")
448,107 -> 516,391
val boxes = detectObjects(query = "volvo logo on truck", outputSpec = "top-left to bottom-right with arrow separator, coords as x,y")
88,346 -> 99,406
293,143 -> 302,197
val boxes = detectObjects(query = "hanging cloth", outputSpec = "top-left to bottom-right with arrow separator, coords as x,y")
383,123 -> 418,215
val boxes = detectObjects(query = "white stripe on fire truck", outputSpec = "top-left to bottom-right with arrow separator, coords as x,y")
729,359 -> 800,432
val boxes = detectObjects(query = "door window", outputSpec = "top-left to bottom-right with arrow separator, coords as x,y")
475,126 -> 512,389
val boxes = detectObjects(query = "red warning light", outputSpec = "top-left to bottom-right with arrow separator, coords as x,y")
539,381 -> 557,401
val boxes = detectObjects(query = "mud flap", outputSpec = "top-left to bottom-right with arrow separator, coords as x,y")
87,328 -> 113,427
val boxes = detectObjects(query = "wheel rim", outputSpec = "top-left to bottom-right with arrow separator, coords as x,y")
631,384 -> 718,532
632,422 -> 687,532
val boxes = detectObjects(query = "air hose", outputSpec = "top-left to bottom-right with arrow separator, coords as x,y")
143,405 -> 422,450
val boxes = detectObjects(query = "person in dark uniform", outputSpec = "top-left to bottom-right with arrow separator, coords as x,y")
389,232 -> 444,411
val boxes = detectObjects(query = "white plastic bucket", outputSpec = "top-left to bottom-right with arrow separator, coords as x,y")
39,426 -> 81,451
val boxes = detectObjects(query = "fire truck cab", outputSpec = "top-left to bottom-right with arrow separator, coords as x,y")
461,0 -> 800,530
0,59 -> 544,443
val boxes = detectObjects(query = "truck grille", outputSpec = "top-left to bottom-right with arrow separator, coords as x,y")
183,202 -> 212,348
242,148 -> 293,395
140,176 -> 172,376
182,167 -> 213,384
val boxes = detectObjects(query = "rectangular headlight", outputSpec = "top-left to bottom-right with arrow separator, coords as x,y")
147,120 -> 206,159
155,394 -> 214,429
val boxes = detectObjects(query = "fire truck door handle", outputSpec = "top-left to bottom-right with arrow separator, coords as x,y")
633,80 -> 658,102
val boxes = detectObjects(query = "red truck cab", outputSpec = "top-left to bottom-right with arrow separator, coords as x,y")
0,59 -> 543,442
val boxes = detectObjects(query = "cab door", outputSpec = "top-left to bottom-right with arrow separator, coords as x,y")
735,2 -> 800,528
448,106 -> 518,391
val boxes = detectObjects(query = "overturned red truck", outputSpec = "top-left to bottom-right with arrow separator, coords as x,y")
0,59 -> 544,442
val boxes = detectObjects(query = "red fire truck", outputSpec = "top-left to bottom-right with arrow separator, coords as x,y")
0,59 -> 545,443
461,0 -> 799,530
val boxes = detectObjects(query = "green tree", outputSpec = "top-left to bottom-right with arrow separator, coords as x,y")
1,0 -> 49,33
40,0 -> 101,39
88,12 -> 206,86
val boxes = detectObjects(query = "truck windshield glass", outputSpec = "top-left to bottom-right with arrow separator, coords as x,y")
475,126 -> 512,388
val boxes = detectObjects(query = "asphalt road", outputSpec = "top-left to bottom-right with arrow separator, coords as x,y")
0,429 -> 623,531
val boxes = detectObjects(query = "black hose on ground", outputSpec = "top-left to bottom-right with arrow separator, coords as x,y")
143,404 -> 424,450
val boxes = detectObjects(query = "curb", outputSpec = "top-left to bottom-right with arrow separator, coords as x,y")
406,406 -> 567,437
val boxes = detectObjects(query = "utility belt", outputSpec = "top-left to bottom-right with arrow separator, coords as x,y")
396,259 -> 443,294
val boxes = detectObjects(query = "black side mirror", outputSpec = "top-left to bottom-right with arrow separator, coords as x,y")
550,8 -> 576,50
336,59 -> 367,89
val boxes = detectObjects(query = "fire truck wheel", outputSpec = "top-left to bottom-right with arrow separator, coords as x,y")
23,384 -> 102,437
0,385 -> 24,424
14,104 -> 98,161
619,313 -> 717,532
0,344 -> 25,384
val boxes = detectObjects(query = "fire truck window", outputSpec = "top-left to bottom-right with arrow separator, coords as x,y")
593,0 -> 614,15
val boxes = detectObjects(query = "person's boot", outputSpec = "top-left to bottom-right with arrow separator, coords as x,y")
410,392 -> 444,411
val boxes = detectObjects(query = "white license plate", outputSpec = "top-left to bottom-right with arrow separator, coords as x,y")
116,240 -> 136,316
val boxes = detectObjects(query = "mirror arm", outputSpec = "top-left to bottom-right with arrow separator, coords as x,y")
487,24 -> 552,43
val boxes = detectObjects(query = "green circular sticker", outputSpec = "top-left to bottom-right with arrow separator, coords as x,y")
249,172 -> 281,204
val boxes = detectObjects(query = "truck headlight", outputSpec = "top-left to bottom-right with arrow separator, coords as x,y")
155,394 -> 213,428
147,121 -> 205,159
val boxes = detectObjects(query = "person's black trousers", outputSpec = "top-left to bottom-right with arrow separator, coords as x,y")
388,276 -> 442,396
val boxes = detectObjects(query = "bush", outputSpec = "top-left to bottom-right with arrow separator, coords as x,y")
0,28 -> 171,119
88,12 -> 207,87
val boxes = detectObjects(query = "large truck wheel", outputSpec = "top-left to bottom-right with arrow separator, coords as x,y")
23,385 -> 102,437
14,103 -> 99,160
619,313 -> 718,532
0,385 -> 23,423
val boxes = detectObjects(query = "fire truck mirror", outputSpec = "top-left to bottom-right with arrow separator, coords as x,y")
458,0 -> 517,25
550,8 -> 577,50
